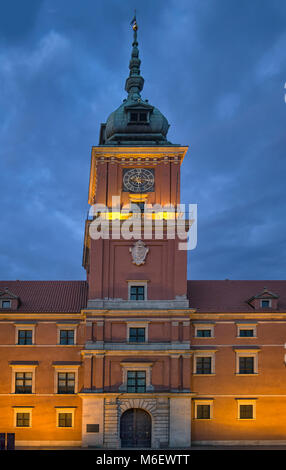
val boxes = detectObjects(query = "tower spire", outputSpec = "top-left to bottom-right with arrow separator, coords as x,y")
125,13 -> 144,100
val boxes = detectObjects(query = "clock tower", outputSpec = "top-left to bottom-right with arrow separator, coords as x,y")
83,21 -> 189,309
81,19 -> 193,449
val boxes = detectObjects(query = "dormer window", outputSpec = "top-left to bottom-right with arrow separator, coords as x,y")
247,287 -> 279,310
0,289 -> 20,310
129,111 -> 149,124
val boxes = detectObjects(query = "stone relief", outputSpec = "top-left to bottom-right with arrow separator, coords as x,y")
129,240 -> 149,266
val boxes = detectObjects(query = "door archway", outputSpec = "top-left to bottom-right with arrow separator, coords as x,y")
120,408 -> 152,448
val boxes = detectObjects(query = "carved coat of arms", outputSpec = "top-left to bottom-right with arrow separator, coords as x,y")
129,240 -> 149,266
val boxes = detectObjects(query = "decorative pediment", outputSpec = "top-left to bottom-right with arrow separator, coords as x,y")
124,101 -> 154,112
0,288 -> 19,299
247,287 -> 279,310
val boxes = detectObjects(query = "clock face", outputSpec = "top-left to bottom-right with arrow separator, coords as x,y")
122,168 -> 155,193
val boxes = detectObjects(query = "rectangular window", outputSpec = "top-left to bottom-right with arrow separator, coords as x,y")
58,413 -> 73,428
196,329 -> 211,337
15,372 -> 32,394
60,330 -> 75,345
196,357 -> 212,374
16,412 -> 30,427
239,329 -> 254,337
139,112 -> 147,122
127,371 -> 146,393
18,330 -> 33,345
130,286 -> 145,301
129,112 -> 148,123
261,300 -> 270,308
129,327 -> 146,343
130,112 -> 138,122
57,372 -> 75,394
2,300 -> 11,308
239,357 -> 254,374
196,404 -> 211,419
239,404 -> 253,419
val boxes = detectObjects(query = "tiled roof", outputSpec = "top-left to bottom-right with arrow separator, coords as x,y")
1,279 -> 286,314
0,281 -> 88,313
187,280 -> 286,313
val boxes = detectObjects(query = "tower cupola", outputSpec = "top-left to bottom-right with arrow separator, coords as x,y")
101,17 -> 171,145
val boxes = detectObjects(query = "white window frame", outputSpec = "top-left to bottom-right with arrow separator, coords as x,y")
15,324 -> 36,345
193,351 -> 217,375
127,281 -> 148,301
236,323 -> 257,338
237,399 -> 256,420
194,400 -> 214,420
56,407 -> 76,428
13,407 -> 33,428
119,362 -> 154,392
10,364 -> 37,394
235,349 -> 259,375
57,324 -> 77,345
53,365 -> 80,394
127,322 -> 149,343
194,323 -> 215,338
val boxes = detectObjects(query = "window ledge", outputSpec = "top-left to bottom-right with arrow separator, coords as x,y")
236,336 -> 256,339
194,337 -> 215,339
193,374 -> 216,377
194,418 -> 213,421
235,373 -> 258,376
237,418 -> 256,421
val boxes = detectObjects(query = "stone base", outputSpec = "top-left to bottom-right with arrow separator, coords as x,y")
81,394 -> 192,449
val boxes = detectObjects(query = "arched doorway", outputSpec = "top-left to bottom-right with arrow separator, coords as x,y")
120,408 -> 152,448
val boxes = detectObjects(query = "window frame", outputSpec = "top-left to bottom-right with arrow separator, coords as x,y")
53,365 -> 79,395
130,285 -> 145,301
56,408 -> 75,428
57,372 -> 76,394
127,281 -> 148,301
13,407 -> 33,428
59,329 -> 75,345
14,324 -> 36,345
235,349 -> 259,376
127,322 -> 149,343
119,362 -> 154,392
261,299 -> 271,308
194,400 -> 214,420
1,299 -> 11,309
236,323 -> 257,339
237,399 -> 256,420
127,370 -> 146,393
193,351 -> 216,376
128,110 -> 149,125
57,324 -> 77,345
10,364 -> 37,394
194,323 -> 215,338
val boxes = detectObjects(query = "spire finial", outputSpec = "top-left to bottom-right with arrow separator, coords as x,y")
125,13 -> 144,99
130,10 -> 137,29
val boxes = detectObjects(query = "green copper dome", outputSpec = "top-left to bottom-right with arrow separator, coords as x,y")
99,21 -> 171,146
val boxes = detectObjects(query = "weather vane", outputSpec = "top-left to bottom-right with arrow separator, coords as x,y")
130,10 -> 138,31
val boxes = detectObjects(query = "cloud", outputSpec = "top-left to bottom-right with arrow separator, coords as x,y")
256,32 -> 286,81
0,0 -> 286,281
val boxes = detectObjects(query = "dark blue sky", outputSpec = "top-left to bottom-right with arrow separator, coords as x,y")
0,0 -> 286,281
